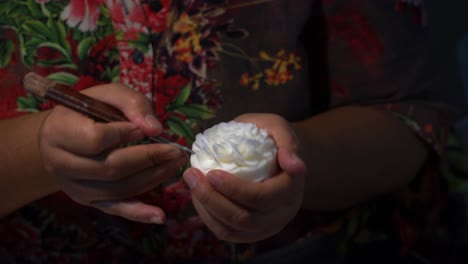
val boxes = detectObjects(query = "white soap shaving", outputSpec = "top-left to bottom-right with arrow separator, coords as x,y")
190,121 -> 278,182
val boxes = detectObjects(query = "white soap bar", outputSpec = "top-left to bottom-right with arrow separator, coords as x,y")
190,121 -> 278,182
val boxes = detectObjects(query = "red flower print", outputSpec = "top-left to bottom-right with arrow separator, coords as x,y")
395,0 -> 427,26
141,0 -> 171,33
73,75 -> 106,91
0,218 -> 45,261
158,73 -> 190,96
165,216 -> 230,260
393,212 -> 417,255
87,34 -> 118,77
0,57 -> 28,119
107,0 -> 149,39
326,8 -> 384,67
197,80 -> 223,110
60,0 -> 104,32
107,0 -> 170,39
330,82 -> 351,99
161,181 -> 191,216
154,72 -> 190,120
118,44 -> 154,96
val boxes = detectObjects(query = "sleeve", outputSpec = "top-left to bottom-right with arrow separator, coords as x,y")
372,102 -> 457,155
323,0 -> 466,154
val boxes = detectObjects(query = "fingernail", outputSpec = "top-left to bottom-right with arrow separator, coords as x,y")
95,201 -> 114,208
129,128 -> 144,141
176,156 -> 188,167
144,115 -> 163,130
207,171 -> 223,188
183,170 -> 198,189
166,147 -> 182,159
290,152 -> 302,165
289,151 -> 306,173
150,215 -> 163,224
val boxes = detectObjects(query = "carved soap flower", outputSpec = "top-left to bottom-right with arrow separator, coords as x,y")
190,121 -> 278,182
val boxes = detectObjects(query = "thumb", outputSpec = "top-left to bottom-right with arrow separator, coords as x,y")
83,83 -> 163,137
93,199 -> 166,224
277,147 -> 306,176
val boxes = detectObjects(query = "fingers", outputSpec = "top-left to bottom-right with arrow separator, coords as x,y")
184,169 -> 257,232
234,114 -> 306,175
185,169 -> 292,242
234,113 -> 297,151
184,114 -> 306,242
65,155 -> 187,201
277,148 -> 306,176
192,197 -> 267,243
37,82 -> 187,223
82,83 -> 162,136
93,199 -> 166,224
46,143 -> 185,181
203,169 -> 297,212
42,107 -> 145,155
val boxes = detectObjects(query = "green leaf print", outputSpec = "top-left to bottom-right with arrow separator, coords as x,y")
40,2 -> 52,18
0,2 -> 11,15
47,19 -> 69,47
26,0 -> 42,17
37,58 -> 78,70
38,42 -> 71,60
175,104 -> 215,120
25,37 -> 44,49
128,33 -> 152,53
6,4 -> 28,17
0,39 -> 14,67
22,37 -> 42,66
173,83 -> 192,106
16,94 -> 40,112
47,72 -> 79,86
77,37 -> 96,61
0,0 -> 76,68
167,116 -> 195,142
22,20 -> 55,41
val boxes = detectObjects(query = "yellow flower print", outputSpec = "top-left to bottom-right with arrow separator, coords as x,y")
173,13 -> 198,34
287,53 -> 302,71
173,32 -> 203,63
259,49 -> 286,61
264,67 -> 293,86
240,72 -> 264,91
222,44 -> 302,91
237,49 -> 302,89
190,33 -> 202,54
240,73 -> 251,86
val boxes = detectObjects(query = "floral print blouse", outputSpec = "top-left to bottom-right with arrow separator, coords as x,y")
0,0 -> 467,263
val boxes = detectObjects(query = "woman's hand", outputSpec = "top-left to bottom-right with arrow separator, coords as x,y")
39,83 -> 187,224
183,113 -> 305,242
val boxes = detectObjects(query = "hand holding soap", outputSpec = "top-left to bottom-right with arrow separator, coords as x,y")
190,121 -> 278,182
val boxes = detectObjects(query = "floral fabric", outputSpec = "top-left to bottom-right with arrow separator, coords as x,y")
0,0 -> 467,263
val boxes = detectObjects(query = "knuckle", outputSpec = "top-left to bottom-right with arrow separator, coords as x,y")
44,159 -> 61,176
212,226 -> 234,242
145,148 -> 158,167
68,194 -> 85,205
104,156 -> 121,180
39,121 -> 54,140
43,152 -> 66,176
229,209 -> 251,228
196,188 -> 212,205
113,83 -> 131,92
63,187 -> 88,206
39,114 -> 59,144
128,92 -> 149,108
245,189 -> 264,208
84,129 -> 106,154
